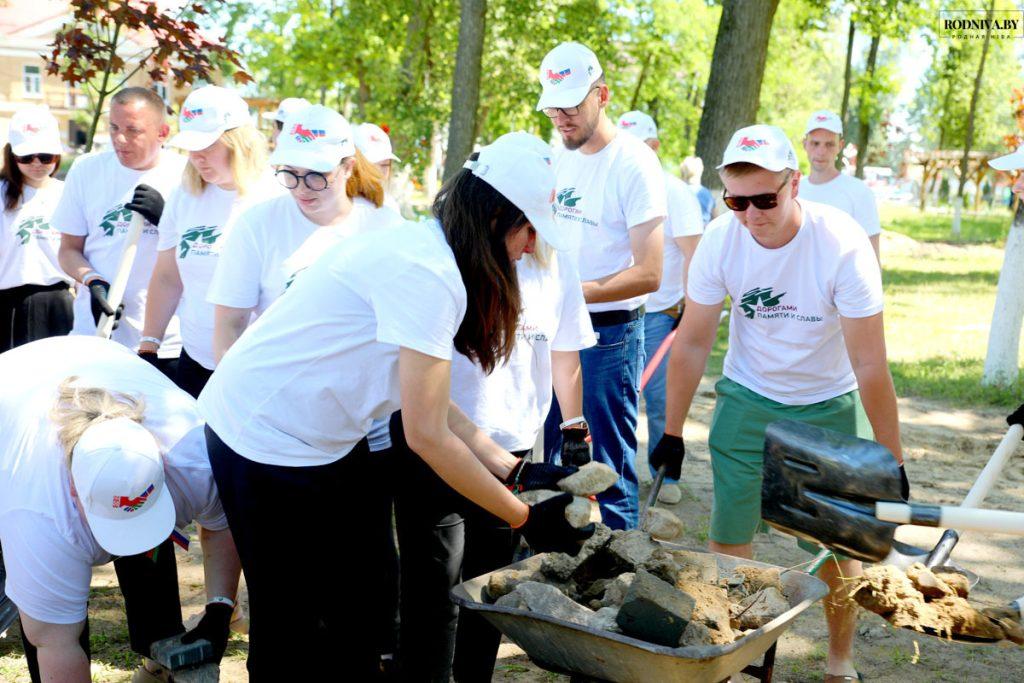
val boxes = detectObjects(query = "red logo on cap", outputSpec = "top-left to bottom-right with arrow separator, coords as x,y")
291,123 -> 326,143
620,120 -> 636,128
547,68 -> 572,84
22,124 -> 40,134
182,108 -> 204,121
816,114 -> 829,121
114,483 -> 155,512
738,136 -> 768,152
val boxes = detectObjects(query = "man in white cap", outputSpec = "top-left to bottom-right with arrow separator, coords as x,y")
650,124 -> 905,683
616,110 -> 703,505
536,42 -> 666,531
0,335 -> 240,682
54,86 -> 186,375
799,110 -> 881,261
989,145 -> 1024,199
262,97 -> 311,146
354,121 -> 403,212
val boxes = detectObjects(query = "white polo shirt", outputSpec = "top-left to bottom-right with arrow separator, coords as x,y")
798,173 -> 881,237
647,172 -> 703,313
0,180 -> 70,289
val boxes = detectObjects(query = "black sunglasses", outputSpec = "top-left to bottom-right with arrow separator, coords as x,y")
16,153 -> 56,165
722,171 -> 792,211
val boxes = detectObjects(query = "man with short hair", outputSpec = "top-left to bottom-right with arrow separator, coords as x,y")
537,42 -> 666,530
651,125 -> 906,682
616,110 -> 703,505
55,86 -> 185,374
800,110 -> 881,261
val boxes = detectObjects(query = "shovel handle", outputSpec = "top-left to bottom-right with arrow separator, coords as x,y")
876,503 -> 1024,535
640,464 -> 667,528
95,212 -> 145,339
924,528 -> 960,568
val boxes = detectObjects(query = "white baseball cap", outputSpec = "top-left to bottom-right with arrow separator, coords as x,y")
261,97 -> 312,123
617,111 -> 658,141
168,86 -> 251,152
536,42 -> 603,112
805,110 -> 843,137
8,106 -> 62,156
71,417 -> 175,557
717,124 -> 800,173
354,123 -> 400,163
990,146 -> 1024,171
464,133 -> 565,251
269,105 -> 356,173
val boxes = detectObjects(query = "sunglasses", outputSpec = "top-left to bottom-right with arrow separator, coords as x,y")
542,86 -> 600,119
276,168 -> 330,192
722,172 -> 792,211
16,153 -> 56,165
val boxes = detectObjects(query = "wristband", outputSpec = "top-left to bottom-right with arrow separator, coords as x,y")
140,336 -> 162,347
504,457 -> 526,493
559,416 -> 587,430
207,596 -> 235,609
81,270 -> 102,285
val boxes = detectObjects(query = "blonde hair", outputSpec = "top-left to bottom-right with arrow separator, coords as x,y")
346,149 -> 385,207
183,125 -> 268,197
680,156 -> 704,184
51,377 -> 146,464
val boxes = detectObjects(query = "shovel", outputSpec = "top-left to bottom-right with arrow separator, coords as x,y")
95,211 -> 145,339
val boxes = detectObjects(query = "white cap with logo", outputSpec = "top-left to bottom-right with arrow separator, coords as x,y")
261,97 -> 312,123
354,123 -> 400,163
717,124 -> 800,173
71,417 -> 175,557
8,106 -> 63,156
805,110 -> 843,137
168,86 -> 252,152
617,111 -> 658,141
989,146 -> 1024,171
464,132 -> 565,251
536,42 -> 603,112
269,105 -> 356,173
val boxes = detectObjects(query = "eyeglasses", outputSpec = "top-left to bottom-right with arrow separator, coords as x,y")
722,172 -> 793,211
542,86 -> 600,119
276,168 -> 330,192
16,153 -> 56,165
275,120 -> 284,131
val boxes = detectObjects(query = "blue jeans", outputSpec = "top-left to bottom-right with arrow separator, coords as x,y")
643,311 -> 678,485
544,317 -> 644,530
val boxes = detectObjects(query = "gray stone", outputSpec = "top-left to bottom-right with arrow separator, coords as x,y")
606,529 -> 660,572
672,550 -> 719,583
641,548 -> 681,585
495,591 -> 528,610
734,586 -> 789,630
600,572 -> 636,607
592,606 -> 622,633
565,496 -> 593,528
678,620 -> 714,647
148,635 -> 219,683
485,554 -> 545,600
170,665 -> 220,683
541,552 -> 579,582
642,508 -> 685,540
616,569 -> 695,647
516,581 -> 596,627
517,489 -> 561,505
558,462 -> 619,496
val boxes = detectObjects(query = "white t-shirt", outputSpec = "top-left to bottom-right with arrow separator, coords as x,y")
450,251 -> 595,451
0,180 -> 70,289
686,200 -> 884,405
798,173 -> 880,237
156,175 -> 282,370
200,220 -> 466,467
0,336 -> 227,624
647,172 -> 704,312
52,150 -> 186,358
553,132 -> 667,313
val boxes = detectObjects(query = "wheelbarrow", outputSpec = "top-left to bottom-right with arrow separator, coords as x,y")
450,545 -> 828,682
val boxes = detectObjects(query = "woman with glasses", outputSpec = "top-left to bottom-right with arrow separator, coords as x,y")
208,105 -> 401,363
0,106 -> 72,352
141,86 -> 276,398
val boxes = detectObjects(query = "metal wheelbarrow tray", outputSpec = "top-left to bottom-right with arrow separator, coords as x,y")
450,544 -> 828,682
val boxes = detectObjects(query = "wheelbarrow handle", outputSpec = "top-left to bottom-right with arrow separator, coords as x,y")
876,503 -> 1024,535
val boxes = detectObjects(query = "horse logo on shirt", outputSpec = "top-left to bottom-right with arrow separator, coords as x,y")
14,216 -> 53,245
99,204 -> 134,236
114,483 -> 155,512
179,226 -> 222,258
739,287 -> 786,319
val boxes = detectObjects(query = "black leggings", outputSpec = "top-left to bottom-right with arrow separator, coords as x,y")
390,413 -> 522,683
0,282 -> 73,352
174,348 -> 214,399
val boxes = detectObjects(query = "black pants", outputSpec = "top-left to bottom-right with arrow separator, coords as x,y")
390,413 -> 521,683
0,282 -> 73,353
205,426 -> 387,681
20,537 -> 184,682
174,348 -> 213,399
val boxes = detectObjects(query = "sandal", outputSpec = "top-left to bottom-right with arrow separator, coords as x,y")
824,672 -> 864,683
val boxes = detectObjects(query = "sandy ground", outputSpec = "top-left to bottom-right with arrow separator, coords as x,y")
3,383 -> 1023,681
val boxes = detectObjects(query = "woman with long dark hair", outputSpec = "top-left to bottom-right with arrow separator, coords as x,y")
0,107 -> 72,351
197,134 -> 593,679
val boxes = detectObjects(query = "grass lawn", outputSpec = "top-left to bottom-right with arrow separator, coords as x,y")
879,203 -> 1013,245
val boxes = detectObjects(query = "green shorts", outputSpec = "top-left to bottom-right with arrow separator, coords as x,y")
708,376 -> 873,547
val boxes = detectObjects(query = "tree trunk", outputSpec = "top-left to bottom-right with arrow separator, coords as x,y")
694,0 -> 781,191
85,22 -> 123,152
982,200 -> 1024,387
953,0 -> 995,238
629,53 -> 654,112
839,18 -> 855,130
442,0 -> 487,182
854,34 -> 880,180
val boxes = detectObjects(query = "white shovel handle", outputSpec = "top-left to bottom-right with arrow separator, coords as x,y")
876,502 -> 1024,535
95,212 -> 145,339
962,424 -> 1024,507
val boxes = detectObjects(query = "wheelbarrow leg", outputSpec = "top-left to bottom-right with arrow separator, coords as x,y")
736,641 -> 776,682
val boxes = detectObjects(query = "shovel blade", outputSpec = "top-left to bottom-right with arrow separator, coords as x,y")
761,420 -> 903,562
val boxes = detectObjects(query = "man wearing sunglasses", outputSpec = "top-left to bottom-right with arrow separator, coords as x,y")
536,42 -> 666,531
651,125 -> 904,683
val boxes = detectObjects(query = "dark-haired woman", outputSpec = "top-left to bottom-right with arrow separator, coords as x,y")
0,107 -> 72,351
197,133 -> 594,679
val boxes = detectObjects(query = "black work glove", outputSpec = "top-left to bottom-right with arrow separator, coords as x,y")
504,459 -> 577,493
519,493 -> 595,556
137,350 -> 160,367
87,278 -> 123,330
649,434 -> 685,480
899,463 -> 910,501
1008,404 -> 1024,438
560,427 -> 591,467
180,601 -> 233,662
125,183 -> 165,225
